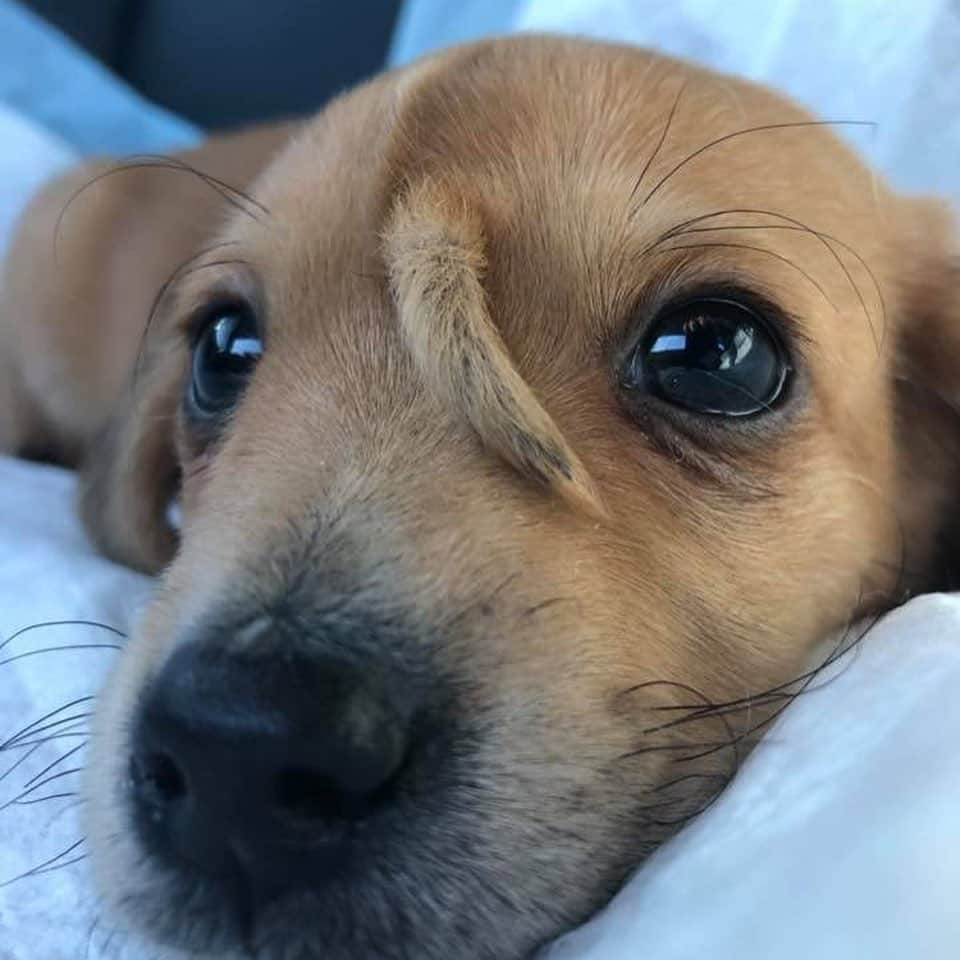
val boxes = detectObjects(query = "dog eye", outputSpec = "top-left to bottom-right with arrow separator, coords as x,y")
189,307 -> 263,416
622,298 -> 790,416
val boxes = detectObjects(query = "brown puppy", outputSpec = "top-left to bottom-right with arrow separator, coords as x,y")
2,35 -> 959,960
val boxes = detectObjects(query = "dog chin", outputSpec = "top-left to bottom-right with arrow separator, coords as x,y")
117,871 -> 546,960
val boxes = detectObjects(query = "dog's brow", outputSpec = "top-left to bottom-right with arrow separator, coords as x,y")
385,187 -> 603,516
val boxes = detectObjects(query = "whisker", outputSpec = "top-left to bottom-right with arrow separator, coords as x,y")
440,573 -> 522,633
616,677 -> 714,703
650,240 -> 837,309
133,242 -> 242,383
2,713 -> 94,751
0,645 -> 120,668
641,209 -> 886,350
619,678 -> 741,766
13,791 -> 79,806
12,730 -> 90,750
628,79 -> 687,204
0,619 -> 125,656
21,742 -> 87,790
674,616 -> 884,763
84,915 -> 101,960
616,740 -> 734,761
18,853 -> 88,878
0,837 -> 86,888
674,736 -> 765,764
6,766 -> 84,809
640,120 -> 877,207
521,597 -> 575,619
647,772 -> 729,794
55,156 -> 268,265
122,154 -> 270,217
0,742 -> 43,785
0,696 -> 96,749
642,790 -> 728,828
25,768 -> 85,793
41,797 -> 86,833
650,612 -> 871,717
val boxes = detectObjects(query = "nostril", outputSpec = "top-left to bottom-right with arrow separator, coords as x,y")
132,752 -> 187,805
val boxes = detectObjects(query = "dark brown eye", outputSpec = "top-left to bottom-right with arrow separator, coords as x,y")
189,307 -> 263,416
622,298 -> 790,416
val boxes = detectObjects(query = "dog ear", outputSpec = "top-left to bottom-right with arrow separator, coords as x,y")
892,197 -> 960,590
78,337 -> 182,574
384,180 -> 603,516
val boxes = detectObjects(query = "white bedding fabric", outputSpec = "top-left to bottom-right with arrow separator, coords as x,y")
3,457 -> 960,960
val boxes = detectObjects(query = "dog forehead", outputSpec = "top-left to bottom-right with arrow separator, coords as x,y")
249,37 -> 886,310
222,35 -> 895,428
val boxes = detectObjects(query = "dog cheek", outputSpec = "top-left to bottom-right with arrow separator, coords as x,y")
178,447 -> 215,518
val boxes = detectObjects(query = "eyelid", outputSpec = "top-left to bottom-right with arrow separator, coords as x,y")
616,275 -> 809,374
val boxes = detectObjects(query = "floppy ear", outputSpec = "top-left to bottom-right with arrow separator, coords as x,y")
893,197 -> 960,590
384,180 -> 603,516
2,126 -> 296,573
0,159 -> 184,574
78,342 -> 182,574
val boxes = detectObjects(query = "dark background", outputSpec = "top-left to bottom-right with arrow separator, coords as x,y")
23,0 -> 402,129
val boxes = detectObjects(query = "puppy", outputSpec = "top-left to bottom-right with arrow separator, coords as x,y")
1,35 -> 958,960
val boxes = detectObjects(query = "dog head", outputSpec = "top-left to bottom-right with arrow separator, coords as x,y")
81,36 -> 960,959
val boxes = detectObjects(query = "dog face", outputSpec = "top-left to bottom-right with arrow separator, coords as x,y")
78,37 -> 959,960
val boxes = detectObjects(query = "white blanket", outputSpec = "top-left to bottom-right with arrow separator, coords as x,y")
3,456 -> 960,960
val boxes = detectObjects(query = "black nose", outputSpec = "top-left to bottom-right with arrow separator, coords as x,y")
129,637 -> 416,902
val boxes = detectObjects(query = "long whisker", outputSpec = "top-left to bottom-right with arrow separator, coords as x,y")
2,767 -> 84,810
21,742 -> 87,790
55,156 -> 267,260
616,740 -> 736,761
647,772 -> 729,794
122,155 -> 270,218
641,208 -> 886,350
0,742 -> 43,785
628,79 -> 687,204
133,242 -> 242,383
0,620 -> 125,657
649,609 -> 874,717
649,240 -> 837,309
0,696 -> 95,750
14,791 -> 79,806
0,646 -> 120,669
674,613 -> 885,763
0,837 -> 86,889
12,729 -> 91,750
639,120 -> 877,207
42,798 -> 87,833
617,678 -> 742,768
2,713 -> 94,751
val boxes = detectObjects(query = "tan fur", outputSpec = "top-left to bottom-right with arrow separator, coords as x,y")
386,179 -> 603,514
1,35 -> 958,960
